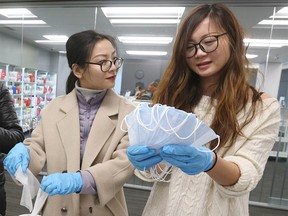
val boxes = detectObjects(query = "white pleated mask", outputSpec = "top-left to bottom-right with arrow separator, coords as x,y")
122,103 -> 219,149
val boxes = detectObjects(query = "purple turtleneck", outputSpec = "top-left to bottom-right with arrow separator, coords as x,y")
75,82 -> 107,194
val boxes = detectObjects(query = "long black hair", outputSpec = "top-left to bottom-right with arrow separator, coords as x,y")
65,30 -> 117,94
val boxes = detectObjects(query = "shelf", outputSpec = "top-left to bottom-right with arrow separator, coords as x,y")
0,62 -> 57,132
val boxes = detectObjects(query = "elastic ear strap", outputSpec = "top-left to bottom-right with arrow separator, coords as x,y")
211,135 -> 220,152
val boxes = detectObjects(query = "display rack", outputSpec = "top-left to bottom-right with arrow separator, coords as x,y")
0,62 -> 57,132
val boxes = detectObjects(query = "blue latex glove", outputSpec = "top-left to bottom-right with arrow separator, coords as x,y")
40,172 -> 83,196
126,145 -> 162,171
3,142 -> 30,176
160,144 -> 215,175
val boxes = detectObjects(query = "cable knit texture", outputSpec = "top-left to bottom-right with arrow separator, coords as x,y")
136,96 -> 280,216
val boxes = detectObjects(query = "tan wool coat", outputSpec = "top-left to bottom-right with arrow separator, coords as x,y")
24,89 -> 135,216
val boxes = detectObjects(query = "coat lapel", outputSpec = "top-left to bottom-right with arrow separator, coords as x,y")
81,89 -> 119,169
57,90 -> 81,172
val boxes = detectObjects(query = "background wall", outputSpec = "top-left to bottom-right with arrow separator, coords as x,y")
0,31 -> 51,71
121,58 -> 168,95
0,27 -> 286,100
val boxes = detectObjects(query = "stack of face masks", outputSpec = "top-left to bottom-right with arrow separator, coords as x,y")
122,103 -> 219,180
123,103 -> 218,149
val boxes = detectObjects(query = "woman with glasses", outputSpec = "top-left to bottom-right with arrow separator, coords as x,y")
127,4 -> 280,216
4,30 -> 135,216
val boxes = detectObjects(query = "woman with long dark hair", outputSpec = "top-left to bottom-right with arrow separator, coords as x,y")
127,4 -> 280,215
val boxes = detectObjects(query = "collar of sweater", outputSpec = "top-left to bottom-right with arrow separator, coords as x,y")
75,81 -> 107,102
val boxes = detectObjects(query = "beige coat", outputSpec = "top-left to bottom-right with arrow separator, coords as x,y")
24,89 -> 135,216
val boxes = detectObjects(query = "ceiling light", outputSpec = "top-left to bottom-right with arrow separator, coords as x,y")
269,7 -> 288,19
118,36 -> 173,44
110,19 -> 180,24
43,35 -> 68,40
244,38 -> 288,47
277,7 -> 288,14
269,15 -> 288,19
35,35 -> 68,44
246,54 -> 258,59
126,51 -> 167,56
0,8 -> 37,18
101,7 -> 185,18
34,40 -> 66,44
0,20 -> 46,24
246,43 -> 282,48
258,20 -> 288,25
59,51 -> 67,54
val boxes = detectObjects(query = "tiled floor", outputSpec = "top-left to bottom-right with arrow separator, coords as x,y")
4,169 -> 288,216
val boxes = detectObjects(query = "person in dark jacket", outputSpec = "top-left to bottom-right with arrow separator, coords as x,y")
0,82 -> 24,216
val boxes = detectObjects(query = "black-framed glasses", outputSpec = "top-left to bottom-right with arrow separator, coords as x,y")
85,57 -> 123,72
186,33 -> 227,58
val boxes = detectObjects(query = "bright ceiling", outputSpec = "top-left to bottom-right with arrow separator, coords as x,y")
0,3 -> 288,66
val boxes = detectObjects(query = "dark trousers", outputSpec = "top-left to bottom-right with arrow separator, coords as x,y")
0,154 -> 6,216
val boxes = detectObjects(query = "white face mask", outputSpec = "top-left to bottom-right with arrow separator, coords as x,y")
121,103 -> 220,182
122,103 -> 219,150
13,166 -> 48,216
122,103 -> 220,181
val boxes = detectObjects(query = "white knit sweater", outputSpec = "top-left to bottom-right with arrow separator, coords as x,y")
135,96 -> 280,216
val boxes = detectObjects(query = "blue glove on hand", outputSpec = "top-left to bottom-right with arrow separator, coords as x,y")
3,142 -> 30,176
40,172 -> 83,196
160,144 -> 215,175
127,146 -> 162,171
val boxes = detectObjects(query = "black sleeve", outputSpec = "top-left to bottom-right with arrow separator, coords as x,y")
0,83 -> 25,153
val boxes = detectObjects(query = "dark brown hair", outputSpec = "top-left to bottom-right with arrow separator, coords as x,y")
65,30 -> 117,94
152,4 -> 262,150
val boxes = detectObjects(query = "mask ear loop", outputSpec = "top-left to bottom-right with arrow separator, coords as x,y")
120,116 -> 129,133
162,108 -> 202,139
148,162 -> 173,182
150,104 -> 168,131
196,135 -> 221,153
152,104 -> 169,130
136,104 -> 169,132
136,104 -> 159,131
120,108 -> 138,133
158,107 -> 189,135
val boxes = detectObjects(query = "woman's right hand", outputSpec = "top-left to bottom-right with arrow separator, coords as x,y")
126,146 -> 162,171
3,142 -> 30,176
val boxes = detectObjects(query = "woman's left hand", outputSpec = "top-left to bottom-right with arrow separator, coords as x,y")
40,172 -> 83,196
160,144 -> 215,175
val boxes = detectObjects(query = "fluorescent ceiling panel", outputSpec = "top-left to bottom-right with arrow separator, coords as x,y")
277,7 -> 288,14
34,40 -> 66,44
43,35 -> 68,40
35,35 -> 68,44
126,50 -> 167,56
101,7 -> 185,18
244,38 -> 288,47
0,8 -> 37,18
270,15 -> 288,18
258,20 -> 288,25
0,20 -> 46,24
246,54 -> 258,59
110,19 -> 180,24
118,36 -> 173,44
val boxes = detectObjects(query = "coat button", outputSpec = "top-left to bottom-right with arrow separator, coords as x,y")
89,207 -> 93,213
61,207 -> 68,212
